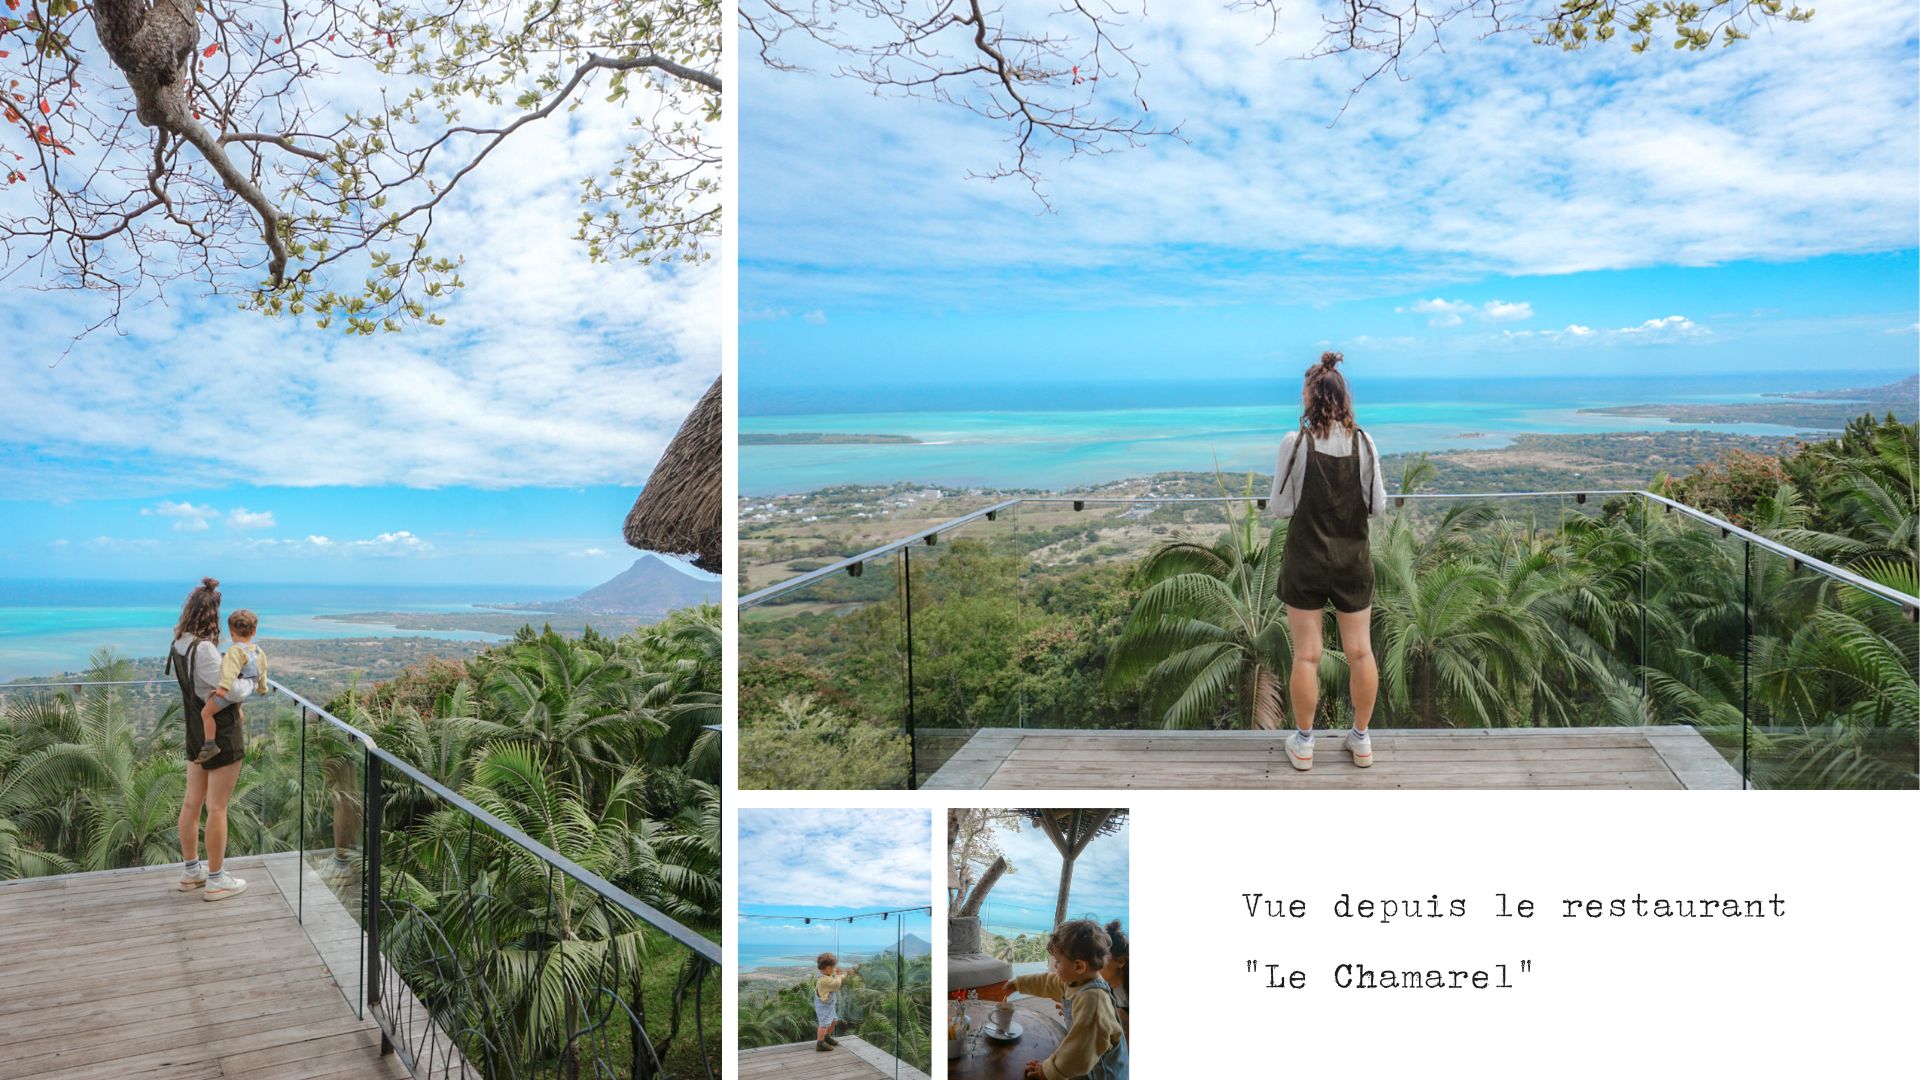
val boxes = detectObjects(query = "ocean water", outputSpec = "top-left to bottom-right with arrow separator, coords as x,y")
740,944 -> 880,972
0,579 -> 578,682
739,370 -> 1904,495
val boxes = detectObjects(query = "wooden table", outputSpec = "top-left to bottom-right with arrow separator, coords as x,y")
952,1001 -> 1064,1080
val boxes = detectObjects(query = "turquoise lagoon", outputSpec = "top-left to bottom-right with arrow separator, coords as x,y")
739,371 -> 1906,495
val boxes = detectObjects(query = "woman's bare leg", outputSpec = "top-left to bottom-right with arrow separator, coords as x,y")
1334,606 -> 1378,732
1285,605 -> 1324,734
179,762 -> 209,862
203,761 -> 242,875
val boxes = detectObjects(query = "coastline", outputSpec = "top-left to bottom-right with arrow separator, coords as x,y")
737,373 -> 1914,499
738,427 -> 1818,593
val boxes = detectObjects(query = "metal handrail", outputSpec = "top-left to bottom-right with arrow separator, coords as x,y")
271,679 -> 723,966
739,489 -> 1920,616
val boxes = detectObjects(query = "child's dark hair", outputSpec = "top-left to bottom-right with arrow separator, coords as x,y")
1104,920 -> 1130,988
1301,351 -> 1357,437
816,952 -> 837,971
228,609 -> 258,636
1046,919 -> 1111,969
174,577 -> 222,642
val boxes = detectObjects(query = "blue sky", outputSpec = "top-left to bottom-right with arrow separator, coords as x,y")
2,52 -> 719,587
742,4 -> 1918,387
739,809 -> 932,958
740,808 -> 931,905
0,485 -> 672,587
973,817 -> 1130,939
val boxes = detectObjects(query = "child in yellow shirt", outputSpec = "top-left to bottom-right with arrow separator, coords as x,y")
193,609 -> 268,765
1001,919 -> 1127,1080
812,952 -> 858,1053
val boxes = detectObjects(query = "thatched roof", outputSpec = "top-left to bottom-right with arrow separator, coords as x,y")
624,377 -> 721,573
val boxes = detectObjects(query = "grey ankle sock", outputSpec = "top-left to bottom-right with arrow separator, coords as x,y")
1295,728 -> 1312,742
184,858 -> 201,873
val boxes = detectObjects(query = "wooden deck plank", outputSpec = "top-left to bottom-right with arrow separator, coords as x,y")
0,864 -> 406,1080
739,1037 -> 926,1080
924,725 -> 1731,789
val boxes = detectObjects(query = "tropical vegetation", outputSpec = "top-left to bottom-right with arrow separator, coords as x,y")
737,939 -> 934,1072
740,415 -> 1918,789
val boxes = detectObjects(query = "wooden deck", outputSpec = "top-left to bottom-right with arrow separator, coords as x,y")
0,858 -> 409,1080
923,726 -> 1744,789
739,1037 -> 929,1080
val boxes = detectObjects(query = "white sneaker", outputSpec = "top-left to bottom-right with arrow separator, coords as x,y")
1347,728 -> 1373,768
178,865 -> 207,891
204,873 -> 248,902
1287,730 -> 1313,771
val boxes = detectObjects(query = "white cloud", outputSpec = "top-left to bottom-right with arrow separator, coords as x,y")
142,501 -> 219,532
1396,297 -> 1534,328
1481,300 -> 1534,322
306,535 -> 333,547
739,809 -> 930,908
742,4 -> 1918,312
347,531 -> 432,555
571,547 -> 608,557
225,508 -> 277,531
1398,298 -> 1475,327
50,538 -> 68,548
802,309 -> 828,325
1504,314 -> 1705,346
0,46 -> 719,498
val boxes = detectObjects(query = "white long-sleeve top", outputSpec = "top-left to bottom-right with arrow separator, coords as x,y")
1268,426 -> 1388,519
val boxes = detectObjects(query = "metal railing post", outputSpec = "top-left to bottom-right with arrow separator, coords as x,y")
297,704 -> 307,921
1742,539 -> 1752,790
365,747 -> 390,1055
904,547 -> 918,791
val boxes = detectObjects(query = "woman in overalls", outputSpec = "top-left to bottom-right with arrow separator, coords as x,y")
168,577 -> 249,900
1269,352 -> 1386,771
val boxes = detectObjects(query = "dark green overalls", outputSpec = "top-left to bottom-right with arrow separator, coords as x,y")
1278,426 -> 1376,613
169,639 -> 245,769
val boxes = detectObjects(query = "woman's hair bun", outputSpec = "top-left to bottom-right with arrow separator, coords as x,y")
200,576 -> 220,590
1319,351 -> 1344,369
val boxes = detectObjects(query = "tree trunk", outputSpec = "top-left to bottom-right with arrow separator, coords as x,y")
1053,856 -> 1075,929
1251,663 -> 1282,731
92,0 -> 289,280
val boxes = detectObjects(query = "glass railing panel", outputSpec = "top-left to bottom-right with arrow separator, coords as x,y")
1639,504 -> 1751,772
369,753 -> 722,1079
0,677 -> 304,877
1744,543 -> 1919,790
740,548 -> 910,789
883,906 -> 934,1078
285,695 -> 368,1017
902,502 -> 1030,785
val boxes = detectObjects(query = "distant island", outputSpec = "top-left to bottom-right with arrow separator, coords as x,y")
489,552 -> 720,616
319,553 -> 721,635
1766,373 -> 1918,402
1580,374 -> 1915,429
742,432 -> 921,445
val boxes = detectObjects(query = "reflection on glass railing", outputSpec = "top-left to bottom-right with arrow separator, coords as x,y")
738,490 -> 1918,790
738,906 -> 934,1077
0,675 -> 309,877
740,548 -> 912,789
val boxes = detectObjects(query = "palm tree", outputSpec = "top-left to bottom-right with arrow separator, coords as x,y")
483,631 -> 666,804
1106,500 -> 1295,729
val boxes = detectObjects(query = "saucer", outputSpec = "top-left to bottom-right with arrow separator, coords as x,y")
983,1021 -> 1023,1042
